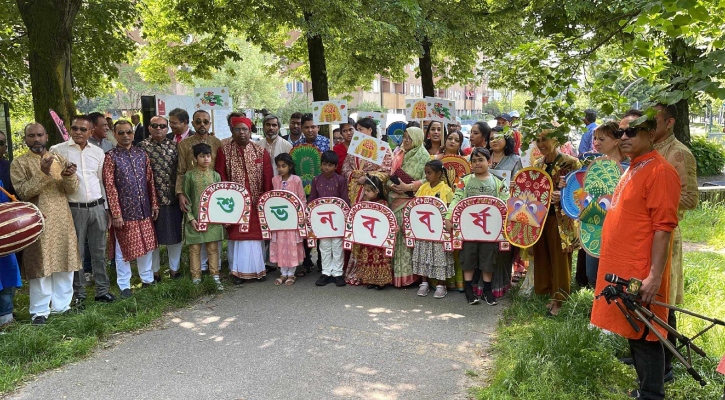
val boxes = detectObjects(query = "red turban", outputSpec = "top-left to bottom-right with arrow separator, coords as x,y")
230,117 -> 253,129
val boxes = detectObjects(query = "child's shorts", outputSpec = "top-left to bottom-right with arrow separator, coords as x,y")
461,241 -> 498,273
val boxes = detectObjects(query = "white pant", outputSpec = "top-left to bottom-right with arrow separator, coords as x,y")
29,271 -> 74,318
319,237 -> 344,277
115,238 -> 154,290
201,241 -> 223,271
151,242 -> 183,273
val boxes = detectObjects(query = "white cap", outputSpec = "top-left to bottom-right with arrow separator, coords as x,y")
510,110 -> 520,118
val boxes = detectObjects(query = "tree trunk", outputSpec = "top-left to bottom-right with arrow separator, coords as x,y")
673,98 -> 691,146
668,38 -> 693,147
419,37 -> 435,97
304,12 -> 329,103
16,0 -> 81,146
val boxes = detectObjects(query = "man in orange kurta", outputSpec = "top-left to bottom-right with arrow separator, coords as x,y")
591,111 -> 680,400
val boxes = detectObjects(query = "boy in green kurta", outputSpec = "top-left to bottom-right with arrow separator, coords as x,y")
183,143 -> 226,289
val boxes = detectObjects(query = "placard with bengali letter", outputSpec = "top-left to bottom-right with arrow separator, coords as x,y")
402,196 -> 451,251
450,196 -> 508,251
343,201 -> 397,257
197,182 -> 251,233
258,190 -> 308,239
306,197 -> 350,247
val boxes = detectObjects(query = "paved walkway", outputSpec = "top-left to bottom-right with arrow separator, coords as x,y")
9,275 -> 503,400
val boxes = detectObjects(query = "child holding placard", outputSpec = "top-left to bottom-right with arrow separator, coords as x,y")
346,175 -> 392,290
444,148 -> 508,306
183,143 -> 226,289
413,160 -> 455,299
271,153 -> 307,286
310,151 -> 349,287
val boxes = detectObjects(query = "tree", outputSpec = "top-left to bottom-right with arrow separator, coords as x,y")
3,0 -> 136,145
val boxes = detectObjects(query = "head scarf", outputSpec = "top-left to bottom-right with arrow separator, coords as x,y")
230,117 -> 253,129
401,127 -> 429,180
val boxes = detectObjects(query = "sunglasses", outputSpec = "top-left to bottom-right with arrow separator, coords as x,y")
116,130 -> 134,136
0,140 -> 5,146
614,127 -> 648,139
150,123 -> 168,129
194,119 -> 211,125
70,126 -> 89,133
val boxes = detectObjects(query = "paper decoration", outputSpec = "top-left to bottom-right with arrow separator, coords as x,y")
450,196 -> 507,250
156,95 -> 195,117
306,197 -> 350,247
490,169 -> 511,188
386,121 -> 407,149
504,167 -> 553,248
197,182 -> 251,233
343,201 -> 398,257
194,87 -> 231,110
402,196 -> 451,251
49,109 -> 70,142
290,144 -> 321,196
347,131 -> 391,166
561,169 -> 586,219
357,111 -> 387,131
258,190 -> 308,239
311,100 -> 347,125
579,158 -> 623,257
405,98 -> 427,121
425,97 -> 456,124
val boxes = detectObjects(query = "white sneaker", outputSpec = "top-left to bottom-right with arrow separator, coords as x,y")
213,276 -> 224,291
433,285 -> 447,298
417,283 -> 430,297
192,278 -> 201,285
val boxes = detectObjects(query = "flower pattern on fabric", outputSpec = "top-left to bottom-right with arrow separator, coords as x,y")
138,138 -> 178,205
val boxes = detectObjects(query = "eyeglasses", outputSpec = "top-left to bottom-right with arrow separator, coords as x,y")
614,127 -> 648,139
194,119 -> 211,125
70,126 -> 88,133
116,130 -> 134,136
150,123 -> 168,129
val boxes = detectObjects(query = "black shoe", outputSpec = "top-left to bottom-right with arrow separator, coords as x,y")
367,284 -> 377,289
94,293 -> 116,303
169,271 -> 182,280
202,269 -> 210,276
32,315 -> 47,325
315,275 -> 332,286
232,276 -> 244,286
465,285 -> 480,305
154,273 -> 161,283
375,285 -> 385,290
335,276 -> 346,287
258,276 -> 267,282
664,369 -> 674,383
120,288 -> 132,298
482,289 -> 498,306
619,357 -> 634,366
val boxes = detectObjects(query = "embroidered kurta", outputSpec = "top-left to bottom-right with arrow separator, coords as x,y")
261,137 -> 293,176
293,134 -> 331,153
10,151 -> 81,279
591,151 -> 680,341
138,137 -> 182,244
308,173 -> 349,204
175,134 -> 222,195
183,168 -> 226,245
215,140 -> 273,241
269,175 -> 307,267
103,146 -> 159,261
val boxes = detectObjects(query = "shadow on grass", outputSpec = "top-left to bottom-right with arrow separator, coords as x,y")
473,251 -> 725,400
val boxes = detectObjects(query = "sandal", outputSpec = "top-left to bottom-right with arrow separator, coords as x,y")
274,276 -> 287,286
285,276 -> 296,286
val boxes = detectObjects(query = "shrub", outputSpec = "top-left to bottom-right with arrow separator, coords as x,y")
690,136 -> 725,176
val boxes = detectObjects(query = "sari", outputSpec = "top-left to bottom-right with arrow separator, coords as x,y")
386,127 -> 429,287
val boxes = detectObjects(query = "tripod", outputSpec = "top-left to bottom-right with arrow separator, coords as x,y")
598,283 -> 725,387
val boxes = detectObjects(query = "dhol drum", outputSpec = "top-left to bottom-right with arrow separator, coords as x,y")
0,202 -> 45,256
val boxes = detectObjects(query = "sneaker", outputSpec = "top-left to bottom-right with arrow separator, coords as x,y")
32,315 -> 47,326
433,285 -> 447,299
213,277 -> 224,291
465,285 -> 480,305
482,289 -> 498,306
315,275 -> 332,286
192,278 -> 201,285
120,288 -> 132,298
417,283 -> 430,297
335,276 -> 346,287
94,293 -> 116,303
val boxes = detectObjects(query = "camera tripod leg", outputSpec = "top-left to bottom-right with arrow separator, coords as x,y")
630,307 -> 706,387
635,306 -> 707,358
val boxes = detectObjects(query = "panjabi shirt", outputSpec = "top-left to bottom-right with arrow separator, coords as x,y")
137,137 -> 178,206
50,139 -> 107,207
293,134 -> 330,153
309,173 -> 349,204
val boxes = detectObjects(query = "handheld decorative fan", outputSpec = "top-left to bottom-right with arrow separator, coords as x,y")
49,109 -> 70,141
579,158 -> 623,257
290,144 -> 321,196
386,121 -> 407,149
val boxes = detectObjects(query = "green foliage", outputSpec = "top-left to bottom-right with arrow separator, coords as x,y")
352,101 -> 383,113
272,93 -> 311,125
680,202 -> 725,247
690,136 -> 725,176
477,250 -> 725,399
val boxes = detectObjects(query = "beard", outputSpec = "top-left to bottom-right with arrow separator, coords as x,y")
29,144 -> 45,154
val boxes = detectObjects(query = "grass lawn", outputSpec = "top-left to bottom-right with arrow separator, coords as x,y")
0,246 -> 225,394
475,205 -> 725,399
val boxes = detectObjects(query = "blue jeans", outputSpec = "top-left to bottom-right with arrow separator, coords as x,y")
585,253 -> 599,287
0,286 -> 15,320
